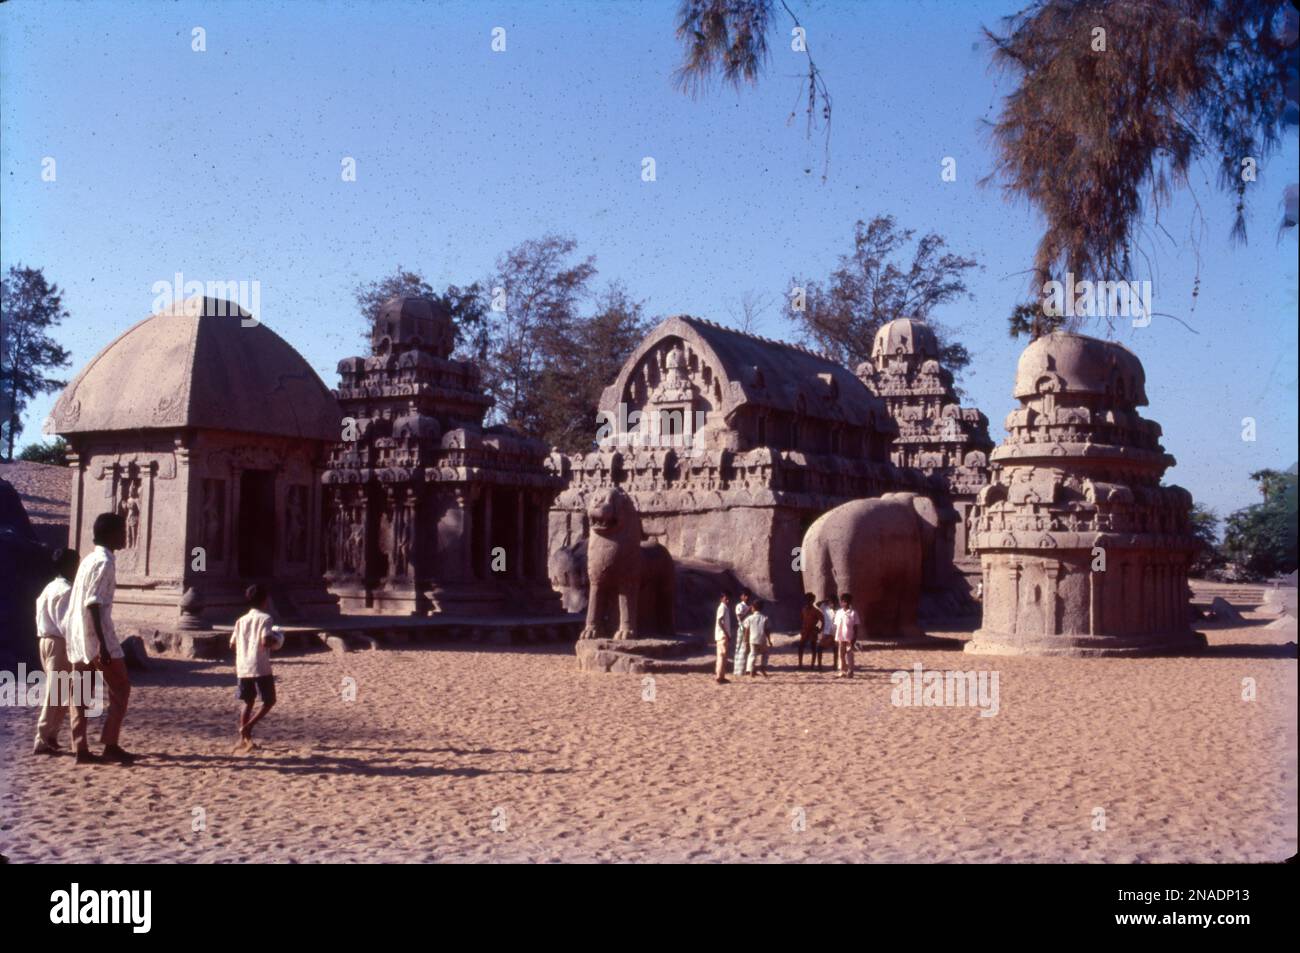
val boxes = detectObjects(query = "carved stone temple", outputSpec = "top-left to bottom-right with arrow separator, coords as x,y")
45,297 -> 342,629
965,332 -> 1203,656
549,315 -> 929,626
322,296 -> 561,615
856,317 -> 993,573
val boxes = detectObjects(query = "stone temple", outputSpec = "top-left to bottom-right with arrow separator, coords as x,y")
549,314 -> 932,626
965,332 -> 1203,656
856,317 -> 993,578
45,298 -> 341,630
323,297 -> 561,615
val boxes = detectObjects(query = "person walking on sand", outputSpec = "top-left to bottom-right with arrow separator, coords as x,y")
713,592 -> 734,684
732,590 -> 753,677
230,584 -> 284,753
744,599 -> 771,677
32,548 -> 79,756
833,593 -> 860,679
797,592 -> 824,670
66,513 -> 134,765
819,597 -> 837,670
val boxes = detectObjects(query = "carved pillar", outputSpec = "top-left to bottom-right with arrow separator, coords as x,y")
1088,565 -> 1102,636
1044,561 -> 1062,636
514,489 -> 526,578
457,487 -> 473,582
480,488 -> 493,580
1007,559 -> 1021,634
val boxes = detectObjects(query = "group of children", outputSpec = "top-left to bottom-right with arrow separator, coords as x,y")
713,590 -> 861,683
31,510 -> 285,761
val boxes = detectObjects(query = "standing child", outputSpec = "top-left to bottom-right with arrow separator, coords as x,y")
230,584 -> 284,753
32,548 -> 79,755
818,597 -> 837,670
833,593 -> 860,679
732,591 -> 753,677
713,592 -> 734,684
744,599 -> 771,677
797,592 -> 823,670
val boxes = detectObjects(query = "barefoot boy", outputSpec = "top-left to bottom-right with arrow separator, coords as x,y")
230,584 -> 283,752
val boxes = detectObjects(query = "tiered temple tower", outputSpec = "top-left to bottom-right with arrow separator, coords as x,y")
323,297 -> 561,615
965,332 -> 1203,656
856,317 -> 993,570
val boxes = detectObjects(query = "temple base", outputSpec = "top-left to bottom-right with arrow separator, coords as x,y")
964,628 -> 1208,657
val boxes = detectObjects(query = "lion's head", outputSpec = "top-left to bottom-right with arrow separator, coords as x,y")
587,487 -> 633,538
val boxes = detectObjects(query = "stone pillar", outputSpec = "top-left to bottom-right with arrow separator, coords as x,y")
514,489 -> 526,579
1045,562 -> 1061,635
1088,567 -> 1103,636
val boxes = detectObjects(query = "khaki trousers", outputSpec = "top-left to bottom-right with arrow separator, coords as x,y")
34,637 -> 72,747
70,657 -> 130,751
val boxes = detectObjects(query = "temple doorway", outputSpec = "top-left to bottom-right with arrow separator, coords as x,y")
238,469 -> 276,578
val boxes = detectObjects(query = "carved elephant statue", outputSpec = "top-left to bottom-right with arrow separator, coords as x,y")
579,487 -> 676,640
801,492 -> 941,641
548,538 -> 588,614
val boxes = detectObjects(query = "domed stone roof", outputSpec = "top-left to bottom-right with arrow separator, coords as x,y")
372,296 -> 455,358
1012,331 -> 1147,405
871,317 -> 940,363
46,297 -> 341,441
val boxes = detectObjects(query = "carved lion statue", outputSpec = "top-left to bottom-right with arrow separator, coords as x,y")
579,487 -> 675,640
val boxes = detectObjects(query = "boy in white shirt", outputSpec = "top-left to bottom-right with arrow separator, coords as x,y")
32,548 -> 79,755
833,592 -> 860,679
231,584 -> 284,752
713,592 -> 734,684
66,513 -> 133,765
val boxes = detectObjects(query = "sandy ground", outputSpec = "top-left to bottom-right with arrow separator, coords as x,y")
1,615 -> 1294,863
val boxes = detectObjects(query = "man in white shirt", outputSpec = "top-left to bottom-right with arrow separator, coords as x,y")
66,513 -> 134,765
833,592 -> 860,679
32,548 -> 80,755
713,592 -> 734,684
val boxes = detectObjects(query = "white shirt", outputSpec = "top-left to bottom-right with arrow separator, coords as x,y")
833,607 -> 860,643
820,603 -> 836,637
714,602 -> 734,642
230,608 -> 281,678
35,577 -> 73,639
66,546 -> 120,664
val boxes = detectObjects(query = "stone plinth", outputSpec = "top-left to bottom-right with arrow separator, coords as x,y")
575,637 -> 713,674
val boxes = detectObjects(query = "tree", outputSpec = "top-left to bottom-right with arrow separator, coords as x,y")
17,437 -> 69,466
1007,301 -> 1067,341
353,267 -> 488,358
1221,465 -> 1298,579
482,236 -> 597,438
985,0 -> 1298,316
0,265 -> 72,461
784,215 -> 979,374
673,0 -> 833,179
537,283 -> 651,453
1187,502 -> 1224,577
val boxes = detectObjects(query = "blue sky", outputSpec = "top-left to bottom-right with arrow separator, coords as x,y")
2,0 -> 1296,520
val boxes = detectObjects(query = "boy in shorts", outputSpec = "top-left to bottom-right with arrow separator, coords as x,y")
230,584 -> 284,752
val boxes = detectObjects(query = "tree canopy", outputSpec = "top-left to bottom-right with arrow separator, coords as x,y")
783,215 -> 979,377
1,265 -> 72,461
